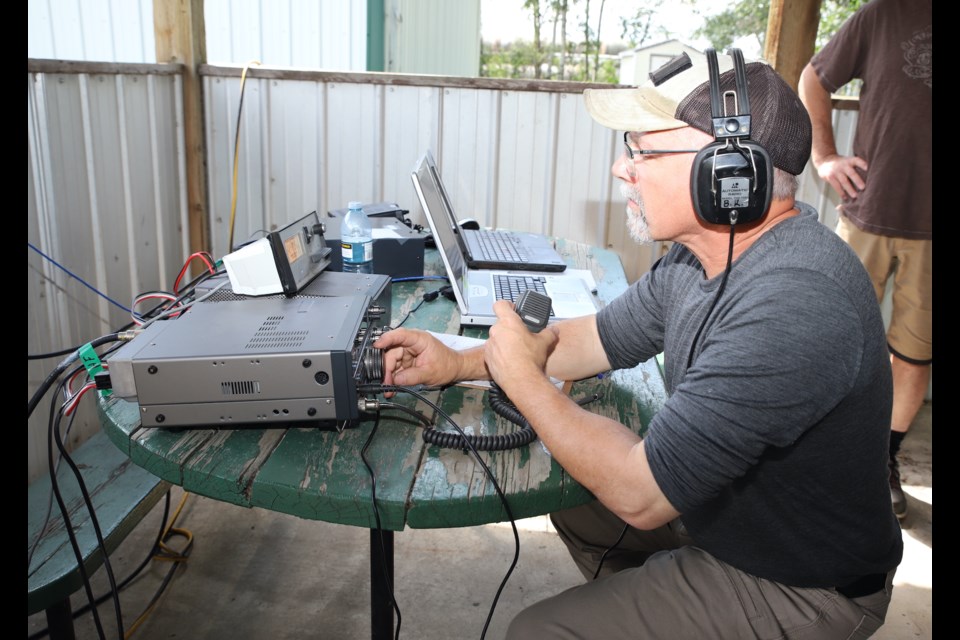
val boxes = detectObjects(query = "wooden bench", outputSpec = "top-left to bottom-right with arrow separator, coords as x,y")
28,430 -> 170,639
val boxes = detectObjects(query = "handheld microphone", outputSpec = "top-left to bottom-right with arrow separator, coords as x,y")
514,290 -> 552,333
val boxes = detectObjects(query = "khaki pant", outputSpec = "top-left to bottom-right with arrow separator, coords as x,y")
506,500 -> 895,639
836,214 -> 932,363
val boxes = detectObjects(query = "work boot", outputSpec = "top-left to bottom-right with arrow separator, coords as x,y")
889,457 -> 907,520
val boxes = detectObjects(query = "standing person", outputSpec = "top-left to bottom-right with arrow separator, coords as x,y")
376,51 -> 902,638
799,0 -> 932,520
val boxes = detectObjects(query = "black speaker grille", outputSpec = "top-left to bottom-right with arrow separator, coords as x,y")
221,380 -> 261,396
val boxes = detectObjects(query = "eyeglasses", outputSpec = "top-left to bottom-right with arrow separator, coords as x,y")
622,132 -> 699,178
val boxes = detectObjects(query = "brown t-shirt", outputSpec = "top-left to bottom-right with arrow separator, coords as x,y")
811,0 -> 931,240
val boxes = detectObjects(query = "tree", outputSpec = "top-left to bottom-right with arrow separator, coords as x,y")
694,0 -> 868,54
620,0 -> 670,47
549,0 -> 570,79
582,0 -> 591,80
593,0 -> 606,81
524,0 -> 545,79
814,0 -> 869,50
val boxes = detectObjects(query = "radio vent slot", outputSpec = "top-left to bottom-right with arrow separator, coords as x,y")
221,380 -> 261,396
245,314 -> 308,349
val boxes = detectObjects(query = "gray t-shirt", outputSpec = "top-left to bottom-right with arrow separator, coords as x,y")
596,204 -> 903,588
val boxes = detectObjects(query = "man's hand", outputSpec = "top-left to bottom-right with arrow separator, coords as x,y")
485,300 -> 559,391
373,328 -> 464,394
814,153 -> 869,203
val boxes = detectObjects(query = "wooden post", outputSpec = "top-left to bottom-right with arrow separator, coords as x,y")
763,0 -> 822,90
154,0 -> 209,257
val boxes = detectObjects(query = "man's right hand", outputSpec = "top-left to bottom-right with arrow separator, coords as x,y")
814,153 -> 869,204
373,328 -> 470,395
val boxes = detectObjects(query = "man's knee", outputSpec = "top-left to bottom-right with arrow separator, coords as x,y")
505,603 -> 548,639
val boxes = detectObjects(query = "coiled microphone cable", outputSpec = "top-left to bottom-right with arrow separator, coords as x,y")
421,382 -> 536,451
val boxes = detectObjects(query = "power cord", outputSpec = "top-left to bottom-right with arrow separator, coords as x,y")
356,384 -> 521,640
393,286 -> 451,328
359,412 -> 404,640
46,369 -> 125,639
592,522 -> 630,580
28,490 -> 193,640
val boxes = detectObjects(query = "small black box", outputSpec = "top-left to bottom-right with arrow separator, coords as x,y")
323,217 -> 426,278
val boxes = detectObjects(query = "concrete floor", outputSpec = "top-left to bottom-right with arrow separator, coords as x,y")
30,402 -> 932,640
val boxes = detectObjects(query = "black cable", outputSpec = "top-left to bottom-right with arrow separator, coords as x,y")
592,522 -> 630,580
359,413 -> 403,640
28,346 -> 83,360
422,382 -> 538,451
27,364 -> 88,572
28,334 -> 122,419
52,399 -> 125,639
374,401 -> 433,427
44,383 -> 108,640
357,384 -> 520,640
421,384 -> 602,452
29,490 -> 176,640
686,221 -> 736,371
27,267 -> 223,362
393,287 -> 448,329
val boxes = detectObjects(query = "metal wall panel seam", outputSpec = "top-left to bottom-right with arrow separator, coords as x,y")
597,126 -> 616,260
146,75 -> 168,291
320,81 -> 330,225
315,79 -> 326,217
116,74 -> 141,308
485,90 -> 502,229
259,77 -> 272,237
77,74 -> 112,338
375,83 -> 386,203
28,72 -> 67,347
201,75 -> 220,257
542,93 -> 561,238
172,74 -> 190,282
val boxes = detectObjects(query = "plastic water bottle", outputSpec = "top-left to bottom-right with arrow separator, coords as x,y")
341,201 -> 373,274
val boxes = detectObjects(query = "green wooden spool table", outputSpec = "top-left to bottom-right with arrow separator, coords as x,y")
97,239 -> 667,639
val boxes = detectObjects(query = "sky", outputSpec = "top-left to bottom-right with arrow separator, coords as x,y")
480,0 -> 759,56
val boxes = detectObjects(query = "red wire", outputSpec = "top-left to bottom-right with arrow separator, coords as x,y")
174,252 -> 217,294
63,381 -> 97,416
132,293 -> 183,325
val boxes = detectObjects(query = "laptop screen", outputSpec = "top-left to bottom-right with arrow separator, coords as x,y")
412,153 -> 468,285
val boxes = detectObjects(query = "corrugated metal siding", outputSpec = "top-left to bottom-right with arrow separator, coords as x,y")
201,73 -> 632,272
27,0 -> 156,62
27,0 -> 479,76
385,0 -> 481,76
204,0 -> 368,70
28,64 -> 189,482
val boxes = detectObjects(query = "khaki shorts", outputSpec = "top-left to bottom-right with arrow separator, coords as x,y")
836,215 -> 932,364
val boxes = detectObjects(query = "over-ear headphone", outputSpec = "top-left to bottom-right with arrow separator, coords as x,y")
690,48 -> 773,226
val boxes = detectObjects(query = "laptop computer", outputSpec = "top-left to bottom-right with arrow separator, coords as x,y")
417,150 -> 567,272
412,153 -> 600,327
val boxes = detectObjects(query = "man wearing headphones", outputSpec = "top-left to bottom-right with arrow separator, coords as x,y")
374,51 -> 902,638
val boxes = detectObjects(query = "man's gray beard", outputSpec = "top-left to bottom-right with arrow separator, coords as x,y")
620,182 -> 653,244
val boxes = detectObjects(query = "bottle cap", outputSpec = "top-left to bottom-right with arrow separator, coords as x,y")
348,201 -> 363,209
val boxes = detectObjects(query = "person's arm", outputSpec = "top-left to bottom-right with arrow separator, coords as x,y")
798,62 -> 868,201
374,328 -> 487,390
485,302 -> 679,529
374,311 -> 614,390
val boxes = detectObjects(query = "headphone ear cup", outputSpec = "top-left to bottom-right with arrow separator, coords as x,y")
690,142 -> 726,225
690,141 -> 773,225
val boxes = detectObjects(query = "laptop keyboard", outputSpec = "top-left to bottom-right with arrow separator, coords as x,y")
493,275 -> 554,315
475,231 -> 528,263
